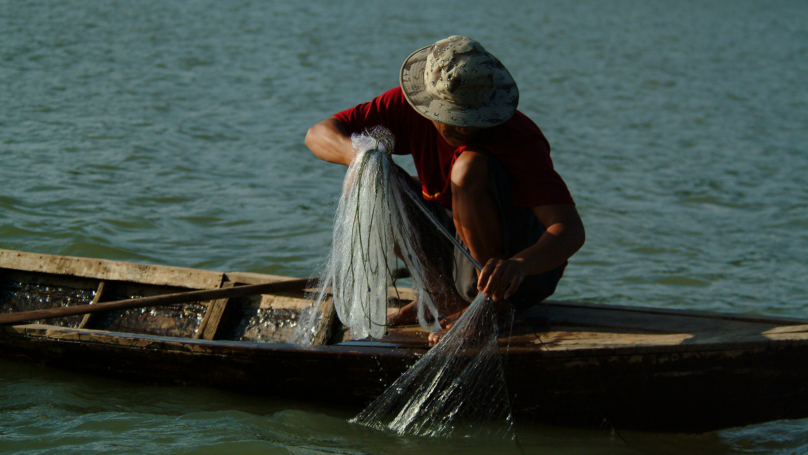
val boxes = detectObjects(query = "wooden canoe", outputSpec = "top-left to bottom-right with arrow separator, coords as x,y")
1,248 -> 807,433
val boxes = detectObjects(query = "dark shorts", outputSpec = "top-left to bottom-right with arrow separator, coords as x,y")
403,156 -> 563,312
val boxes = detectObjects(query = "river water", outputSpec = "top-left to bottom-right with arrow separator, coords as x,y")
1,0 -> 806,453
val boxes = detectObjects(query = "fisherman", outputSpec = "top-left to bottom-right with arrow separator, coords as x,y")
305,36 -> 585,341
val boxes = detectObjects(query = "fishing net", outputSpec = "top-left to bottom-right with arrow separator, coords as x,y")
352,293 -> 516,438
296,126 -> 516,438
296,126 -> 447,344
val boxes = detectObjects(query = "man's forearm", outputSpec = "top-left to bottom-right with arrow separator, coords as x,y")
305,117 -> 355,166
510,220 -> 586,275
513,203 -> 586,275
477,204 -> 585,301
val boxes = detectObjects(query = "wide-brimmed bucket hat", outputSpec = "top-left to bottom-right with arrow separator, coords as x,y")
400,35 -> 519,128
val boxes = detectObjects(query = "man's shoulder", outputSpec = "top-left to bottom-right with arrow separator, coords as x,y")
339,87 -> 412,117
335,86 -> 428,147
370,87 -> 426,127
497,110 -> 551,152
506,110 -> 542,132
374,86 -> 409,111
381,86 -> 405,99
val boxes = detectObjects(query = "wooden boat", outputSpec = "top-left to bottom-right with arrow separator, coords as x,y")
1,248 -> 807,433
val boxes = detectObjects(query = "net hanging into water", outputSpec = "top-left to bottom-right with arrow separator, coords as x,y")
352,293 -> 515,438
296,126 -> 446,343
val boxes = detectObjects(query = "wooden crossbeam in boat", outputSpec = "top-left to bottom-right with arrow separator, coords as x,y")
78,281 -> 106,329
195,281 -> 234,340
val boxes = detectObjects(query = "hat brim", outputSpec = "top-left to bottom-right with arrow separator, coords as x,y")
400,45 -> 519,128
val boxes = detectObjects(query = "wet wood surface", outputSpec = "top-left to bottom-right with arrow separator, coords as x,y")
0,249 -> 224,290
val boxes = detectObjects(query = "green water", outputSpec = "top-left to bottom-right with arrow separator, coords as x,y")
2,0 -> 807,453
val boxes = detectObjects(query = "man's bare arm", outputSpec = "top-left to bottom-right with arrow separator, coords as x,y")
477,204 -> 585,301
305,117 -> 354,166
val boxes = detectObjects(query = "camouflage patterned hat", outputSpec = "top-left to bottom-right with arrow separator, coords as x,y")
400,36 -> 519,128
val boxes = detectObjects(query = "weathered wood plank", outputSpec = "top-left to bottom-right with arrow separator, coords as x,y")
0,249 -> 224,290
78,281 -> 105,329
255,293 -> 312,310
310,296 -> 335,345
224,271 -> 416,301
195,281 -> 234,340
527,300 -> 807,336
538,299 -> 807,329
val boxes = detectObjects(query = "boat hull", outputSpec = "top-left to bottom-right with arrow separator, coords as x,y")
2,322 -> 808,433
2,248 -> 808,433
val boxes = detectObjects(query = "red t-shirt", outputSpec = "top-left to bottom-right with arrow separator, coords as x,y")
334,87 -> 574,209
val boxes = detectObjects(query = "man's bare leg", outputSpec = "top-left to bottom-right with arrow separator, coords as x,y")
428,150 -> 507,344
450,149 -> 504,268
387,285 -> 465,326
387,237 -> 466,327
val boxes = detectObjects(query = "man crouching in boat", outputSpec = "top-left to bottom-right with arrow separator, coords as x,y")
305,35 -> 585,343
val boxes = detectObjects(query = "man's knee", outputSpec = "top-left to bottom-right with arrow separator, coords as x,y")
451,150 -> 490,193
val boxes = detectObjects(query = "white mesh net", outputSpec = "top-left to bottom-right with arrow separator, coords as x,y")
296,126 -> 446,343
352,294 -> 515,438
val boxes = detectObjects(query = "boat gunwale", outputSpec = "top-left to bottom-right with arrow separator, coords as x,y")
5,322 -> 808,361
538,299 -> 808,327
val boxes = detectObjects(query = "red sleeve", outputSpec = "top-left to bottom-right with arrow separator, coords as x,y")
333,87 -> 415,156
